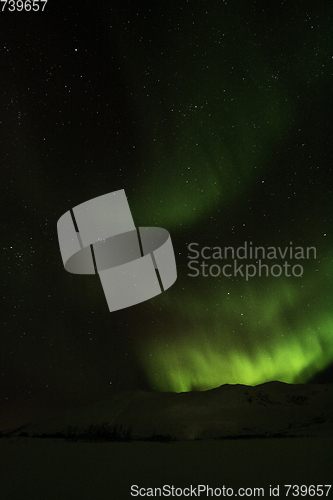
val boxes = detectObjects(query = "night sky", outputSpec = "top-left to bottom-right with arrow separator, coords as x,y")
2,0 -> 332,431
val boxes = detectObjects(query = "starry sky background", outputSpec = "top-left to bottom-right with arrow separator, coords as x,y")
1,0 -> 332,430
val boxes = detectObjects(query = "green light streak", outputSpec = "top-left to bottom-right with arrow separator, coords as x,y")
132,29 -> 293,229
137,263 -> 333,392
139,322 -> 333,392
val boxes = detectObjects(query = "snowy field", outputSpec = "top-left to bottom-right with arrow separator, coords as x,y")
1,437 -> 332,499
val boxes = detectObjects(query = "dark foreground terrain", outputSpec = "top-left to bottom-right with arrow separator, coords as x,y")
0,437 -> 332,499
4,382 -> 333,440
1,382 -> 332,499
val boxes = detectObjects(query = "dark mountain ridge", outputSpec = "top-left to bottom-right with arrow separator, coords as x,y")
4,382 -> 333,441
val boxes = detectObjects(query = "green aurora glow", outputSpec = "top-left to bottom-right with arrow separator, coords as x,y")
2,1 -> 332,433
136,259 -> 333,392
115,2 -> 332,392
127,4 -> 296,230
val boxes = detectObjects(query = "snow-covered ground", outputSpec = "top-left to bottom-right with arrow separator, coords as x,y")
4,382 -> 333,440
0,437 -> 332,499
1,382 -> 332,499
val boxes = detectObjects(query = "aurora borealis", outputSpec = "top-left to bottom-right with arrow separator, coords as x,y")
1,1 -> 332,430
137,267 -> 333,392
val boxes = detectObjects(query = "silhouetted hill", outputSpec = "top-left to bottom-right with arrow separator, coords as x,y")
4,382 -> 332,441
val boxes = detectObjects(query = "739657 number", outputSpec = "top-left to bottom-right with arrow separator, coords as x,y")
1,0 -> 48,11
284,485 -> 332,497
